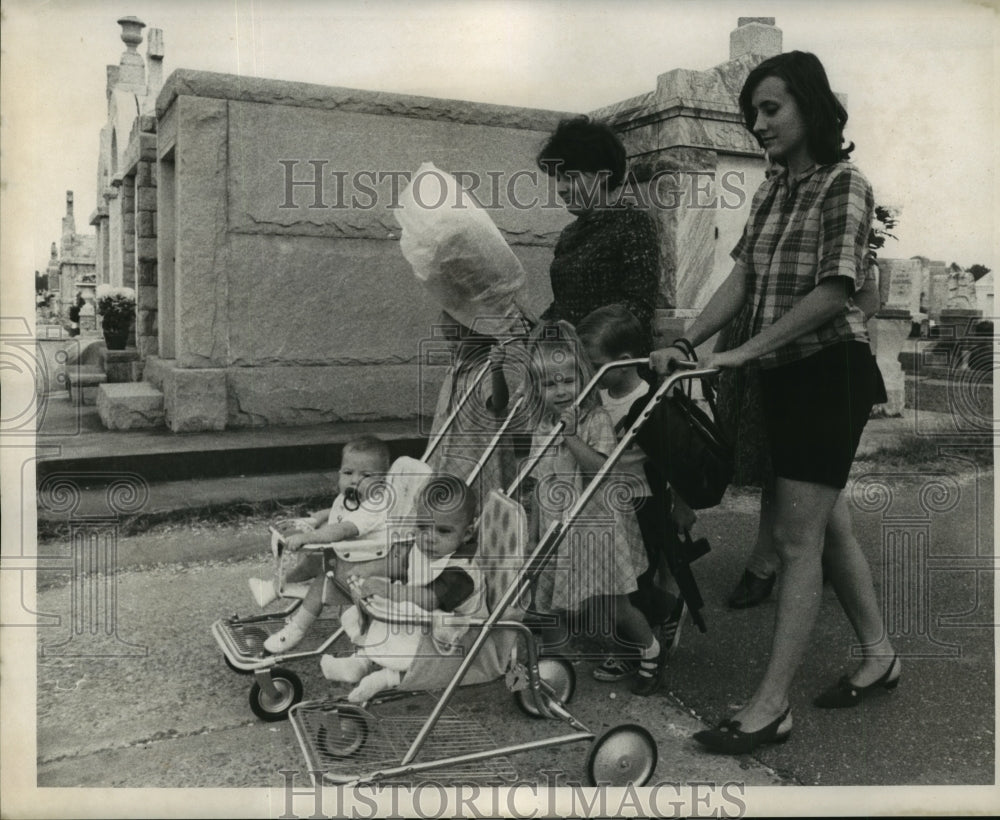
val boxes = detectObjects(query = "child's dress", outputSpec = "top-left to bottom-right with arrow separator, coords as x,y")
528,406 -> 646,612
427,344 -> 515,503
599,381 -> 653,497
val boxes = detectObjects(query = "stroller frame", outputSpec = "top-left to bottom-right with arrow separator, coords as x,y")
211,340 -> 524,720
288,362 -> 719,787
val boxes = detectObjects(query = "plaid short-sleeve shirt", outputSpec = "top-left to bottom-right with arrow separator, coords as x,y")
731,162 -> 875,368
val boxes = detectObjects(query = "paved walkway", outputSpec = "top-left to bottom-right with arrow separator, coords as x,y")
17,394 -> 995,814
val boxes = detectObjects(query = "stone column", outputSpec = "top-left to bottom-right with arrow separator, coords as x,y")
89,203 -> 110,289
591,18 -> 780,350
134,116 -> 159,358
107,180 -> 123,287
121,175 -> 136,290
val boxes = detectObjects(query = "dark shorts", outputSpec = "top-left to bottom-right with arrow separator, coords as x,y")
760,342 -> 883,490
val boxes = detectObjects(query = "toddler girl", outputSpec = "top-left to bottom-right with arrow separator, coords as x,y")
577,305 -> 689,683
523,322 -> 664,695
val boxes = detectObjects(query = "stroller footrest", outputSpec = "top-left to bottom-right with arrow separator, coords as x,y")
291,699 -> 517,784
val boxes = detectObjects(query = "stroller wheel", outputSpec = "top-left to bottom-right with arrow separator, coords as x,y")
315,707 -> 369,759
585,724 -> 658,787
248,668 -> 303,721
514,655 -> 576,718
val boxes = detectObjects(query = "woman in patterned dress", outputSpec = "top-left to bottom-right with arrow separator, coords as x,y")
536,116 -> 661,346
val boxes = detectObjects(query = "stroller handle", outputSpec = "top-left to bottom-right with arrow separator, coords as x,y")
465,393 -> 527,486
505,357 -> 712,496
667,358 -> 718,376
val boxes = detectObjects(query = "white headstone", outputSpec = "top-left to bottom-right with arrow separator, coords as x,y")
880,258 -> 922,316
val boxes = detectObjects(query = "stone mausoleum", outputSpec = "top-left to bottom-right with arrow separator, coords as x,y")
91,16 -> 834,431
45,192 -> 97,330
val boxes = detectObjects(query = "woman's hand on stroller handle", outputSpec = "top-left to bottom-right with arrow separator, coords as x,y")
650,344 -> 695,376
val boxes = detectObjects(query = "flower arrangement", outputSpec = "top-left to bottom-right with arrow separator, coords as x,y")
96,285 -> 136,348
96,284 -> 136,326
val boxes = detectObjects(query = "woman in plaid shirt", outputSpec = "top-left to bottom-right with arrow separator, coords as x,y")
652,52 -> 897,753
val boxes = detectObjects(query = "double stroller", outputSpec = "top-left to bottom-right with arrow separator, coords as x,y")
212,357 -> 717,786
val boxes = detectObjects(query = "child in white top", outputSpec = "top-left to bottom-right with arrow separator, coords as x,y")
258,436 -> 392,653
320,472 -> 486,702
577,305 -> 692,691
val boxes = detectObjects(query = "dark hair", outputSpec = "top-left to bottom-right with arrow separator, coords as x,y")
739,51 -> 854,165
342,435 -> 391,471
418,471 -> 478,525
576,304 -> 649,358
536,116 -> 628,189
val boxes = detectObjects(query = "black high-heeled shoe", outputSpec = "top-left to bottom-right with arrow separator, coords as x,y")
813,654 -> 900,709
692,708 -> 792,755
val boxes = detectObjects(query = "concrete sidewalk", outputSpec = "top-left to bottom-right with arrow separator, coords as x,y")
29,396 -> 994,794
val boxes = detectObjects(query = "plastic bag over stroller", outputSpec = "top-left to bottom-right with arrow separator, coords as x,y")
395,161 -> 535,339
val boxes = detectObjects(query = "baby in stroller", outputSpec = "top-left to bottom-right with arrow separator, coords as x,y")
319,471 -> 486,703
254,435 -> 393,654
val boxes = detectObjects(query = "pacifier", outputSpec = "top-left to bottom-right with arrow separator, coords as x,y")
342,486 -> 361,511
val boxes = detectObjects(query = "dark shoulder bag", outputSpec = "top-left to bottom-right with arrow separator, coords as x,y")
626,367 -> 734,510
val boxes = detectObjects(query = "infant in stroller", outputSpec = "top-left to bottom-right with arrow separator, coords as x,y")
320,472 -> 486,702
252,435 -> 393,654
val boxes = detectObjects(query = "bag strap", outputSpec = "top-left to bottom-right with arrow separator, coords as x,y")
667,338 -> 697,400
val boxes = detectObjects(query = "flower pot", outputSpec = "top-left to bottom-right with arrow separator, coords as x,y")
102,319 -> 130,350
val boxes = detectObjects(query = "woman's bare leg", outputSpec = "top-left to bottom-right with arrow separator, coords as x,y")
745,480 -> 780,577
728,477 -> 839,731
822,492 -> 896,684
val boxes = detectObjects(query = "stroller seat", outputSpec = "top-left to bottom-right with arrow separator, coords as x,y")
211,456 -> 434,721
350,487 -> 531,692
287,489 -> 539,783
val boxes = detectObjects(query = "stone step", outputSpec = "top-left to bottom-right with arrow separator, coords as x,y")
97,382 -> 166,430
103,348 -> 141,383
67,367 -> 107,406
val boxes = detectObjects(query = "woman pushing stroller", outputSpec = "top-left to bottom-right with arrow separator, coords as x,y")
652,51 -> 897,753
